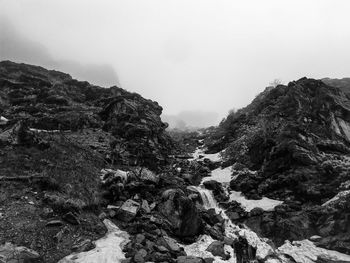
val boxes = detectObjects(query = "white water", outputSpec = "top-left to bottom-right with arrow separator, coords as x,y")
185,147 -> 350,263
58,219 -> 129,263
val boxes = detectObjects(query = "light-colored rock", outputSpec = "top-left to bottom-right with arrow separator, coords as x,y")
278,240 -> 350,263
116,199 -> 140,222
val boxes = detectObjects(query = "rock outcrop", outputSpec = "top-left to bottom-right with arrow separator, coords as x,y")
0,60 -> 174,170
207,77 -> 350,253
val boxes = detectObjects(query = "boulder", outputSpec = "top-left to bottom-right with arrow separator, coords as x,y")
206,241 -> 226,258
177,256 -> 203,263
116,199 -> 140,222
141,200 -> 151,214
158,189 -> 203,238
158,236 -> 180,252
137,168 -> 159,184
0,242 -> 40,263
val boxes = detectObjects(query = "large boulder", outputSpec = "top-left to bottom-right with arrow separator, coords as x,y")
158,189 -> 203,238
206,241 -> 227,259
116,199 -> 140,222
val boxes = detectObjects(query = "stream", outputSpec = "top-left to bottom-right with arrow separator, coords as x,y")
59,146 -> 350,263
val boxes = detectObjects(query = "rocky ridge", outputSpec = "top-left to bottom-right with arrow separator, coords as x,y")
206,77 -> 350,254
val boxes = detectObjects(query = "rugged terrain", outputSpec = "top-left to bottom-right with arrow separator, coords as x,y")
206,77 -> 350,253
1,61 -> 350,263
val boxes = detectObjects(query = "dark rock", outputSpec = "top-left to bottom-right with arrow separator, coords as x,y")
135,234 -> 146,244
71,239 -> 94,252
62,212 -> 80,225
0,242 -> 40,263
177,256 -> 203,263
46,220 -> 64,227
206,241 -> 226,259
158,189 -> 203,238
134,248 -> 147,263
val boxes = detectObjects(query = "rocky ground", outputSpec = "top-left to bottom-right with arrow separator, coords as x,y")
1,62 -> 350,263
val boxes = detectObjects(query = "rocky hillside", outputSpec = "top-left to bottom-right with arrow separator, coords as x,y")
206,77 -> 350,253
0,60 -> 174,170
0,61 -> 184,262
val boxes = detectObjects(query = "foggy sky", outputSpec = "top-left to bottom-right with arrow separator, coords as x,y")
1,0 -> 350,123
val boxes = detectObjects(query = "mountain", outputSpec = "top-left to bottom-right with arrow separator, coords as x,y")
206,77 -> 350,253
0,60 -> 174,170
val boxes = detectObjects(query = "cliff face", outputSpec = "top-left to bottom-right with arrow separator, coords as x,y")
0,60 -> 174,169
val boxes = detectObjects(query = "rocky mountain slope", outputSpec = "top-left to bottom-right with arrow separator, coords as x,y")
0,60 -> 174,170
1,61 -> 350,263
206,77 -> 350,253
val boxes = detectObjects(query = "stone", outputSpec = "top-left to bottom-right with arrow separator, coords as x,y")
72,239 -> 95,252
46,220 -> 64,227
116,199 -> 140,222
206,241 -> 226,258
141,200 -> 151,214
159,236 -> 180,252
177,256 -> 203,263
135,234 -> 146,244
0,242 -> 40,263
223,237 -> 235,246
158,189 -> 202,238
155,245 -> 169,253
62,212 -> 80,225
134,249 -> 147,263
309,235 -> 322,242
203,258 -> 214,263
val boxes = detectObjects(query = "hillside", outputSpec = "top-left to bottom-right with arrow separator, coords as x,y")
1,62 -> 350,263
206,77 -> 350,253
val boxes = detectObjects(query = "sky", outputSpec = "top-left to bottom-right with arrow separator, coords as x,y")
1,0 -> 350,125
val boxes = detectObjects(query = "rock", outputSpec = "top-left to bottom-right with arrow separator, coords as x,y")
72,239 -> 95,252
206,241 -> 226,258
138,168 -> 159,184
141,200 -> 151,214
158,189 -> 203,238
46,220 -> 64,227
0,242 -> 40,263
62,212 -> 80,225
177,256 -> 203,263
99,212 -> 107,220
134,249 -> 147,263
223,237 -> 235,246
158,236 -> 180,252
155,245 -> 169,253
116,199 -> 140,222
0,116 -> 8,125
249,207 -> 264,216
135,234 -> 146,244
203,258 -> 214,263
309,235 -> 322,242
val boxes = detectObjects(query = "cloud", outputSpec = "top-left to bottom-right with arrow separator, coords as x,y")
0,17 -> 119,87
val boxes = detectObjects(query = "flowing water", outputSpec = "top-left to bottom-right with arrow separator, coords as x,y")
184,147 -> 350,263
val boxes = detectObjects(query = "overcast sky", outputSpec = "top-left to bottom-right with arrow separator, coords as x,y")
1,0 -> 350,123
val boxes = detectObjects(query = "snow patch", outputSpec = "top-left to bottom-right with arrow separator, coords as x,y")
202,166 -> 232,184
58,219 -> 129,263
229,191 -> 283,212
278,240 -> 350,263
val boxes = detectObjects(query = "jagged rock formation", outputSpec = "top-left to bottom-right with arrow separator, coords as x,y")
207,77 -> 350,253
0,60 -> 174,169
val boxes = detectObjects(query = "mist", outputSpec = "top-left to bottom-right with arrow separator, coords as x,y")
1,0 -> 350,125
